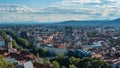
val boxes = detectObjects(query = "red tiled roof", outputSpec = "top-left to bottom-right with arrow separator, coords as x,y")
8,51 -> 33,61
0,50 -> 8,54
33,62 -> 53,68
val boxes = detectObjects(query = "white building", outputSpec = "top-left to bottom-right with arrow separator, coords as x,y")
0,38 -> 5,47
23,61 -> 34,68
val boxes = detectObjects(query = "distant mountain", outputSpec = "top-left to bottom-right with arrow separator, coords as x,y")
0,4 -> 33,13
112,18 -> 120,23
55,18 -> 120,26
0,18 -> 120,26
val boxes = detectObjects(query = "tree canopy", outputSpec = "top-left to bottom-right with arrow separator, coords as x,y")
0,55 -> 14,68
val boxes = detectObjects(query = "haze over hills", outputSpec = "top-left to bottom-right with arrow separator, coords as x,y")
56,18 -> 120,26
0,18 -> 120,26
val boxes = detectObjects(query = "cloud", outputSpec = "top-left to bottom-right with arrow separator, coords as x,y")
50,0 -> 102,8
0,4 -> 34,13
0,0 -> 120,22
0,13 -> 91,22
48,0 -> 120,19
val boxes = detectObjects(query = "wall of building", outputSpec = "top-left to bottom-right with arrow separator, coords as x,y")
0,39 -> 5,47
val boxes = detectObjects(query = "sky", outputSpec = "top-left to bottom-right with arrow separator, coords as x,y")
0,0 -> 61,8
0,0 -> 120,22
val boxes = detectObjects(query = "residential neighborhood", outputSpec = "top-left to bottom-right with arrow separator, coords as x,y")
0,24 -> 120,68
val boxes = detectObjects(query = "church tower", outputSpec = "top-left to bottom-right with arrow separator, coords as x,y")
8,37 -> 12,53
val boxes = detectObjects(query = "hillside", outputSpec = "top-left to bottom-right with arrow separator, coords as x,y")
56,18 -> 120,26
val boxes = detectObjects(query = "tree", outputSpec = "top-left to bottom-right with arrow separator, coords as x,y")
101,62 -> 110,68
55,54 -> 65,59
69,64 -> 77,68
18,38 -> 29,47
92,60 -> 109,68
78,57 -> 110,68
40,48 -> 50,57
84,61 -> 91,68
0,30 -> 7,39
52,54 -> 69,67
0,30 -> 8,44
0,55 -> 14,68
61,66 -> 66,68
12,39 -> 19,48
69,56 -> 75,64
37,52 -> 40,58
52,61 -> 60,68
42,48 -> 48,54
78,57 -> 93,68
5,31 -> 30,48
34,47 -> 39,52
69,56 -> 80,66
44,58 -> 51,65
87,32 -> 96,38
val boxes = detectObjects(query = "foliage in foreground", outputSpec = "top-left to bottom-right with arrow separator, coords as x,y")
0,55 -> 14,68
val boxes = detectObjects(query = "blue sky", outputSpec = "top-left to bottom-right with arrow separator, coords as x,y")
0,0 -> 61,8
0,0 -> 120,22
